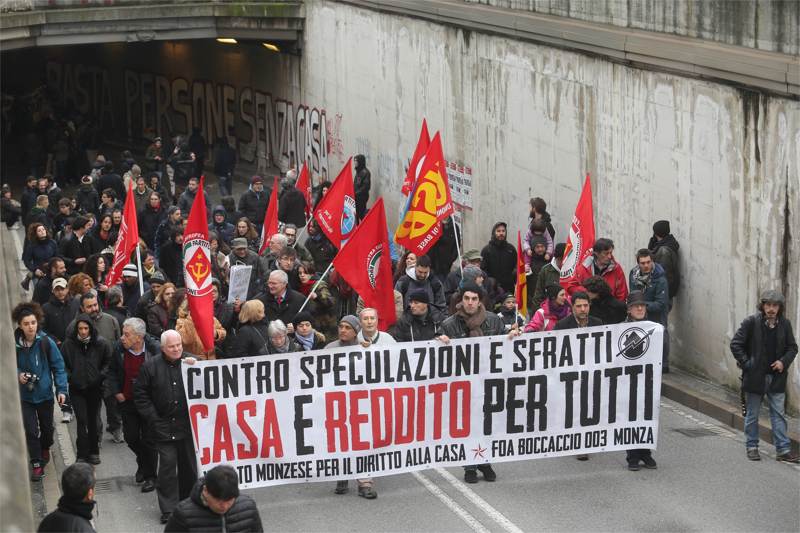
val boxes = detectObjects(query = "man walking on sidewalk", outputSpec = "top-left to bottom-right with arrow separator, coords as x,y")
730,290 -> 798,463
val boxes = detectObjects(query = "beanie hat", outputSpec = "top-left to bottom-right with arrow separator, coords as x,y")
251,175 -> 264,185
502,293 -> 516,303
459,281 -> 485,299
626,290 -> 647,307
545,284 -> 563,301
554,243 -> 567,260
122,264 -> 138,278
530,235 -> 548,249
293,311 -> 315,329
408,288 -> 430,304
149,271 -> 166,284
231,238 -> 248,249
339,315 -> 361,333
652,220 -> 670,238
760,289 -> 785,305
462,265 -> 484,285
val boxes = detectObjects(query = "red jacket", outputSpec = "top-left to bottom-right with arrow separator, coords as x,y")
563,254 -> 628,302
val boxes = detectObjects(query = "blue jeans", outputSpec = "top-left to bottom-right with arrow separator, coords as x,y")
744,374 -> 790,453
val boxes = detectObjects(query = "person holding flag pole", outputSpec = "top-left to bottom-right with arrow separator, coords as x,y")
258,176 -> 280,257
106,181 -> 143,296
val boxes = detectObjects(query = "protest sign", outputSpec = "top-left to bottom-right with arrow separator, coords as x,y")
227,264 -> 252,303
183,323 -> 663,488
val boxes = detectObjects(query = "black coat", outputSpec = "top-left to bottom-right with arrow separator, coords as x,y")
589,295 -> 627,325
75,184 -> 100,216
427,219 -> 460,279
97,172 -> 126,201
228,250 -> 269,299
105,334 -> 160,397
257,288 -> 305,326
238,188 -> 269,225
59,233 -> 101,275
227,322 -> 270,358
42,296 -> 80,345
60,315 -> 112,391
134,352 -> 192,442
278,186 -> 307,227
391,309 -> 441,342
164,479 -> 263,533
480,226 -> 518,293
304,234 -> 337,272
37,497 -> 96,533
440,309 -> 505,339
553,315 -> 603,330
730,313 -> 797,394
159,241 -> 184,286
138,205 -> 166,249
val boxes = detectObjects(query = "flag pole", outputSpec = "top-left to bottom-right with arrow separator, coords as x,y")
135,245 -> 144,296
451,214 -> 464,276
293,216 -> 312,248
297,261 -> 334,314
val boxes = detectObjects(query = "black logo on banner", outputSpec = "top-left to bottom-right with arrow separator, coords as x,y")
617,327 -> 652,360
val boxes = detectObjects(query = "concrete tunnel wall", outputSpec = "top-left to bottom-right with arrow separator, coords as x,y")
300,1 -> 800,410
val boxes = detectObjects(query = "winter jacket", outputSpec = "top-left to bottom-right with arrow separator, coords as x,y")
731,313 -> 797,395
564,253 -> 628,302
178,188 -> 211,222
42,296 -> 81,345
649,234 -> 681,298
24,206 -> 52,230
131,186 -> 153,215
588,294 -> 627,325
427,218 -> 460,279
532,260 -> 562,310
15,330 -> 68,404
209,206 -> 235,244
146,302 -> 170,337
395,270 -> 448,316
628,263 -> 669,324
97,172 -> 126,201
23,238 -> 59,274
440,306 -> 505,339
105,334 -> 160,397
60,315 -> 112,391
75,184 -> 100,217
304,233 -> 337,272
553,314 -> 603,330
176,316 -> 226,359
354,165 -> 371,198
159,241 -> 184,286
498,309 -> 525,332
227,322 -> 270,358
238,187 -> 269,226
164,479 -> 263,533
524,297 -> 572,332
228,250 -> 269,300
1,196 -> 21,224
65,312 -> 120,346
121,280 -> 149,317
138,204 -> 166,249
278,186 -> 307,227
134,352 -> 192,442
37,497 -> 96,533
257,289 -> 305,326
391,309 -> 441,342
480,223 -> 518,293
213,144 -> 237,176
60,233 -> 102,275
299,279 -> 337,341
522,230 -> 554,263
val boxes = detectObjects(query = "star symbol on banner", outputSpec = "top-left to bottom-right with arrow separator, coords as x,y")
471,444 -> 487,459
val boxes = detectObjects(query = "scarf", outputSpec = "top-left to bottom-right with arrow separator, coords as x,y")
271,341 -> 290,353
632,267 -> 651,289
299,278 -> 316,296
455,303 -> 487,337
296,330 -> 315,350
549,300 -> 572,321
78,335 -> 91,345
593,258 -> 615,276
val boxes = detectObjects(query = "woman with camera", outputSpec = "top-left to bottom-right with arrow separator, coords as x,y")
13,301 -> 69,482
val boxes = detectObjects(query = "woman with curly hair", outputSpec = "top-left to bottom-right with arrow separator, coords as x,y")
145,282 -> 176,337
83,254 -> 109,305
393,250 -> 417,284
67,273 -> 95,306
234,217 -> 260,252
21,222 -> 58,291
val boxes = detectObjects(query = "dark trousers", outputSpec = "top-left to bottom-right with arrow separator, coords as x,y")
21,400 -> 54,465
217,172 -> 232,197
103,394 -> 121,432
119,401 -> 157,479
355,193 -> 369,222
626,449 -> 653,463
72,387 -> 102,458
156,439 -> 197,514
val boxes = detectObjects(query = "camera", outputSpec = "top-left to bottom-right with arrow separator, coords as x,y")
23,373 -> 40,392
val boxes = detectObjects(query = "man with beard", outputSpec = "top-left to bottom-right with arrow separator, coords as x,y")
730,290 -> 798,463
480,222 -> 517,294
438,283 -> 506,483
33,257 -> 68,305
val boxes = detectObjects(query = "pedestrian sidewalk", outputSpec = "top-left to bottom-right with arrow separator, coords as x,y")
662,369 -> 800,453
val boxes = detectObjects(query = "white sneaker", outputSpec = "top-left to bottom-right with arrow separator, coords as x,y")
62,411 -> 73,423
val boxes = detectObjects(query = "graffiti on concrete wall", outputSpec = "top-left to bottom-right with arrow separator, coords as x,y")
45,61 -> 337,180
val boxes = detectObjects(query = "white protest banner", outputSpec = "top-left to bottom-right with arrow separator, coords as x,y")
183,322 -> 663,488
227,264 -> 252,303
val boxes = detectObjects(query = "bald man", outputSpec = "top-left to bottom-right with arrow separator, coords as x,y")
134,330 -> 197,524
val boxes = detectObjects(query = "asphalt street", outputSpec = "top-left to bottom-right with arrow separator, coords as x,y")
53,397 -> 799,532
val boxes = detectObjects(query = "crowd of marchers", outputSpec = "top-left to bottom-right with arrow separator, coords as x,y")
6,134 -> 797,532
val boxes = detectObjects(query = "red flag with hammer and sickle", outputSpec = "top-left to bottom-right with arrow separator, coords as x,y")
182,176 -> 215,352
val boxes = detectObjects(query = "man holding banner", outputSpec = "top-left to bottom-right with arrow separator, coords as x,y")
438,282 -> 506,483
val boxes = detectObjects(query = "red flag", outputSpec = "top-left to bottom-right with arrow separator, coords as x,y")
182,176 -> 215,352
258,176 -> 280,255
401,119 -> 430,196
295,162 -> 312,220
333,197 -> 396,330
560,174 -> 595,287
313,157 -> 356,248
516,230 -> 528,318
394,132 -> 454,254
106,181 -> 140,287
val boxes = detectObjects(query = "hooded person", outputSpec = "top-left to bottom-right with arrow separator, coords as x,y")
60,313 -> 112,463
648,220 -> 681,299
525,234 -> 549,281
209,205 -> 235,245
480,222 -> 517,294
